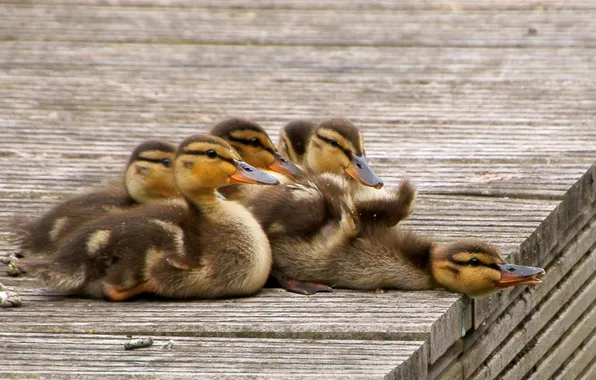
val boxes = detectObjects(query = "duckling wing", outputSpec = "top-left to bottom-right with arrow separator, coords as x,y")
354,179 -> 416,228
24,202 -> 193,296
250,174 -> 354,237
14,185 -> 135,254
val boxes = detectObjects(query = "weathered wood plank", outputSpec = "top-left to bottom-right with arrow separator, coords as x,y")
0,285 -> 462,358
551,331 -> 595,380
1,0 -> 596,11
521,304 -> 596,380
0,5 -> 595,47
3,42 -> 596,82
0,333 -> 426,379
577,360 -> 596,380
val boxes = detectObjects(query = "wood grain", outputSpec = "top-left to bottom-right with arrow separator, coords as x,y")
1,4 -> 595,48
0,0 -> 594,377
0,333 -> 426,379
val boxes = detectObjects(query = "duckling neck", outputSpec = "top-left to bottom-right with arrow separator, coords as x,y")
184,189 -> 220,208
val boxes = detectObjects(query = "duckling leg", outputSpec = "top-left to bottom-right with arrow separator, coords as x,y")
272,272 -> 332,295
103,282 -> 153,301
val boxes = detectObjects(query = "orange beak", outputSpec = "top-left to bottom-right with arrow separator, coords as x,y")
229,161 -> 280,185
267,152 -> 304,180
495,264 -> 545,288
345,155 -> 383,189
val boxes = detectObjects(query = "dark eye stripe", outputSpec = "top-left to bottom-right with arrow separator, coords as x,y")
451,259 -> 500,270
182,149 -> 235,164
227,136 -> 276,155
315,133 -> 352,158
137,157 -> 171,166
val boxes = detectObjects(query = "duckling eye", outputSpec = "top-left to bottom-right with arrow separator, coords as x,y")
469,258 -> 481,266
329,139 -> 340,148
161,158 -> 172,167
206,149 -> 218,159
248,137 -> 261,147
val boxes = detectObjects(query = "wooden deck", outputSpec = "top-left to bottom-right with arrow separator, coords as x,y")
1,1 -> 595,378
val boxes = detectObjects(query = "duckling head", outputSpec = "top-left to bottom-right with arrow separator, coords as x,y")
211,118 -> 303,179
124,140 -> 179,203
305,118 -> 383,189
430,240 -> 545,297
174,134 -> 279,198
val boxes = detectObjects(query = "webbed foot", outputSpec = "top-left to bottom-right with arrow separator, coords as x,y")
276,277 -> 333,295
103,282 -> 153,301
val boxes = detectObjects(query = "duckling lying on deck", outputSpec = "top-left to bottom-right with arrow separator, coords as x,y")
251,178 -> 545,297
211,117 -> 303,203
15,140 -> 179,255
25,135 -> 279,300
278,118 -> 383,190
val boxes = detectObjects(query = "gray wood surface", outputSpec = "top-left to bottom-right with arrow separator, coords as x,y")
550,331 -> 595,380
1,0 -> 595,377
0,333 -> 425,379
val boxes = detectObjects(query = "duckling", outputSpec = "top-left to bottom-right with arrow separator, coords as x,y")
15,140 -> 179,255
278,118 -> 383,190
251,179 -> 545,296
279,118 -> 398,227
249,172 -> 361,294
25,135 -> 279,300
210,117 -> 303,202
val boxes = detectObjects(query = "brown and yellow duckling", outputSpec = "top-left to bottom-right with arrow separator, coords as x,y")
25,135 -> 279,300
15,140 -> 179,255
210,117 -> 303,203
251,178 -> 545,297
279,117 -> 404,226
279,118 -> 383,190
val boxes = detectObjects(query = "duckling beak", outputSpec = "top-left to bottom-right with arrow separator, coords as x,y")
230,161 -> 280,185
268,152 -> 304,179
345,155 -> 384,189
495,263 -> 546,288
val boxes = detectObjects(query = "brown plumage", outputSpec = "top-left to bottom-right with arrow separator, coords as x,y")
251,178 -> 545,297
25,134 -> 279,300
211,117 -> 303,203
14,140 -> 179,255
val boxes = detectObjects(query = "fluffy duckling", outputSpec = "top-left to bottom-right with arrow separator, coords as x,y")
15,140 -> 179,255
249,173 -> 360,294
251,179 -> 545,296
210,117 -> 303,202
278,118 -> 383,190
26,135 -> 279,300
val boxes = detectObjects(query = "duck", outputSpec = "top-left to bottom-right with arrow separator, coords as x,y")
25,134 -> 279,300
250,177 -> 545,296
210,117 -> 303,203
278,118 -> 383,190
14,140 -> 180,255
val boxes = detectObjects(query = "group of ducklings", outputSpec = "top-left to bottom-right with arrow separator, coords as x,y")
16,117 -> 545,301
